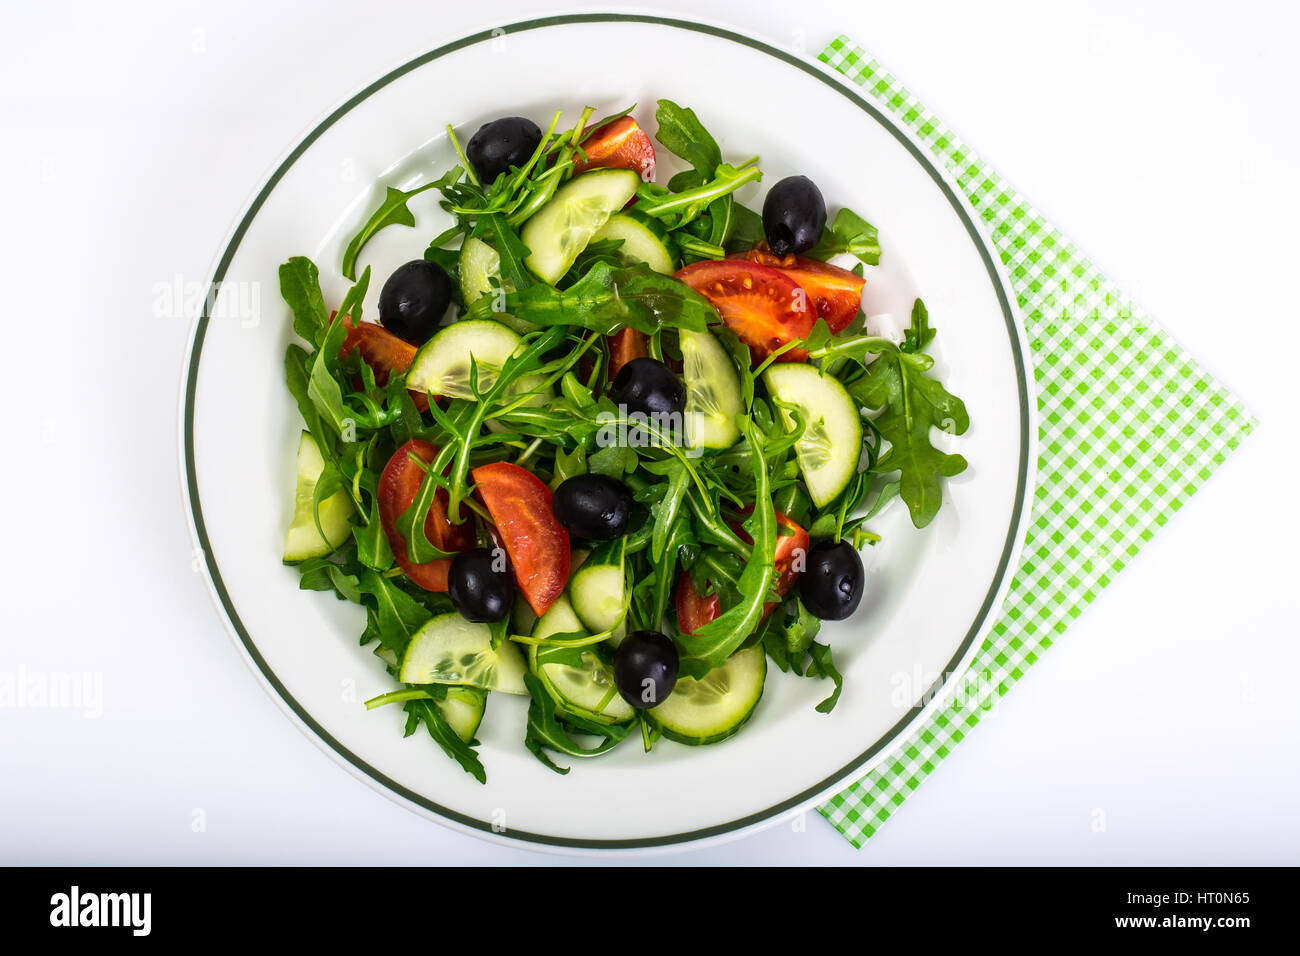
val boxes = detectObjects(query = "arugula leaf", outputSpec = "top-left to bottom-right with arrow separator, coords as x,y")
341,181 -> 443,280
636,162 -> 762,228
471,213 -> 532,291
801,318 -> 896,366
279,257 -> 330,347
677,420 -> 776,678
804,642 -> 844,714
724,201 -> 766,251
284,345 -> 331,453
808,207 -> 881,266
297,557 -> 361,602
849,321 -> 969,528
903,298 -> 936,353
404,698 -> 486,783
759,600 -> 843,713
775,596 -> 822,658
654,99 -> 722,178
468,261 -> 713,335
357,569 -> 431,657
306,317 -> 352,438
352,499 -> 393,571
522,673 -> 632,774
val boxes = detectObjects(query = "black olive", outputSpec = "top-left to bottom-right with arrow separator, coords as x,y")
799,540 -> 864,621
447,548 -> 515,623
613,630 -> 680,709
762,175 -> 827,256
552,475 -> 633,540
465,116 -> 543,185
608,357 -> 686,418
378,260 -> 452,345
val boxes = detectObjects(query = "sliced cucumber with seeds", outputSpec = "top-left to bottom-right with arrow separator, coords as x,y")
591,211 -> 678,274
283,431 -> 354,562
437,686 -> 487,743
681,328 -> 743,450
399,612 -> 528,695
458,237 -> 534,335
407,318 -> 551,406
648,646 -> 766,745
526,595 -> 631,723
530,644 -> 634,725
569,538 -> 626,635
763,363 -> 863,507
521,168 -> 641,284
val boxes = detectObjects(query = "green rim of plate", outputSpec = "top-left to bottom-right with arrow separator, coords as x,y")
181,13 -> 1032,850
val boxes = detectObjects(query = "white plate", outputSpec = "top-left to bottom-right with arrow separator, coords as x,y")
181,14 -> 1033,852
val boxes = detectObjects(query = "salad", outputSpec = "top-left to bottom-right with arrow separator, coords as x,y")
279,100 -> 969,780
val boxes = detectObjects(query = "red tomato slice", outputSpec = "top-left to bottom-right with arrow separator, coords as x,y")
675,260 -> 815,362
378,440 -> 474,591
471,462 -> 570,615
607,328 -> 648,379
573,116 -> 656,180
739,247 -> 865,334
675,572 -> 721,638
674,509 -> 810,635
338,316 -> 430,412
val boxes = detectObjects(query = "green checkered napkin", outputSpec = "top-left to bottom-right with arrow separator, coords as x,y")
815,37 -> 1256,847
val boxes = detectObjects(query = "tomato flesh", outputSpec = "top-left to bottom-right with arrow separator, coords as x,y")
573,116 -> 656,180
471,462 -> 570,615
674,509 -> 810,635
675,260 -> 814,361
740,247 -> 865,334
378,440 -> 474,591
339,316 -> 430,412
607,328 -> 648,379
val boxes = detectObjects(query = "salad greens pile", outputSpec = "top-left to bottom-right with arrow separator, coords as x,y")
277,99 -> 969,782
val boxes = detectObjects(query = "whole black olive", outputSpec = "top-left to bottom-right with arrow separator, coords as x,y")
613,630 -> 680,708
378,260 -> 452,345
608,357 -> 685,418
447,548 -> 515,623
762,175 -> 827,256
552,475 -> 633,540
798,539 -> 864,621
465,116 -> 543,185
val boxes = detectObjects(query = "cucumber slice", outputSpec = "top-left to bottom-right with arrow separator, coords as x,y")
531,594 -> 586,642
521,169 -> 640,283
283,431 -> 354,562
407,319 -> 551,405
399,612 -> 528,695
591,212 -> 678,274
530,644 -> 634,725
458,237 -> 534,335
437,686 -> 487,743
648,647 -> 767,745
681,329 -> 743,450
762,363 -> 863,507
569,538 -> 626,634
526,595 -> 632,722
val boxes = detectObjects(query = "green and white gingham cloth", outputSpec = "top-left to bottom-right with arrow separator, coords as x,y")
815,37 -> 1256,847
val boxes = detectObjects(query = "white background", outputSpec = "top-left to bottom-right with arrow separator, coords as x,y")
2,0 -> 1297,864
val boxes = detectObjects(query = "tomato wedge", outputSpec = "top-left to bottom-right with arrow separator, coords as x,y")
675,260 -> 814,362
378,440 -> 474,591
573,116 -> 656,180
471,462 -> 570,615
739,247 -> 865,334
675,509 -> 810,635
607,327 -> 648,379
338,316 -> 430,412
